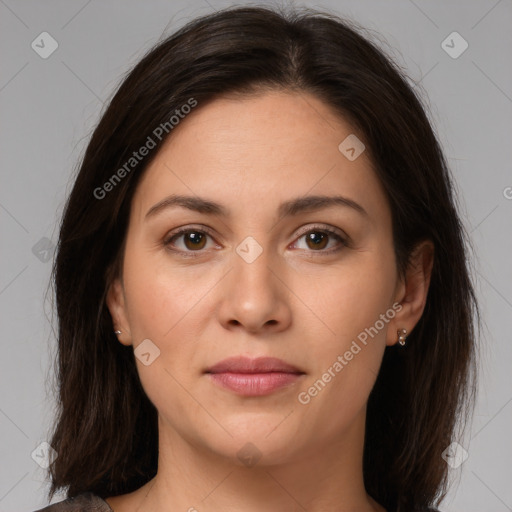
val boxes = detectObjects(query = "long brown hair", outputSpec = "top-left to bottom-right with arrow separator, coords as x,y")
48,5 -> 479,511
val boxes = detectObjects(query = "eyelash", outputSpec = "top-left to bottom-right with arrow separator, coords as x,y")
163,224 -> 348,258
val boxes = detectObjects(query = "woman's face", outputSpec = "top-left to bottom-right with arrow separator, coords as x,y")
108,90 -> 413,466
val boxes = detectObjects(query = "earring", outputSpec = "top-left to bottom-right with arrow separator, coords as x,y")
114,330 -> 122,335
397,328 -> 407,346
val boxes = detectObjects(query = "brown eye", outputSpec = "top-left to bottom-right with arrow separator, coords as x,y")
164,225 -> 347,257
181,231 -> 207,250
164,228 -> 213,253
294,226 -> 347,255
304,231 -> 329,250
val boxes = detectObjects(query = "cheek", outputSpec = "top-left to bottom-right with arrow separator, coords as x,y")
120,245 -> 210,420
120,240 -> 221,388
298,242 -> 397,418
122,243 -> 206,338
310,245 -> 397,353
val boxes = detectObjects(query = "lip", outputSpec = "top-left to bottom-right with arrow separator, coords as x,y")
205,356 -> 305,396
206,356 -> 303,374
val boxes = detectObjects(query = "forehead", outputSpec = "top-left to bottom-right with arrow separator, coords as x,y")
130,90 -> 388,223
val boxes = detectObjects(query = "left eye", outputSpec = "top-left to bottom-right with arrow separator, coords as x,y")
164,229 -> 214,252
163,226 -> 347,255
293,228 -> 346,253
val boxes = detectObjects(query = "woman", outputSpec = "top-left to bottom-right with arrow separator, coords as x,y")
34,5 -> 479,512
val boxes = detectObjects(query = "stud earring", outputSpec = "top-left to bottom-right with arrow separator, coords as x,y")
114,330 -> 122,335
397,328 -> 407,346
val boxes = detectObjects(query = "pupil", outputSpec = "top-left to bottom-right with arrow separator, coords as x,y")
309,232 -> 323,245
189,233 -> 202,244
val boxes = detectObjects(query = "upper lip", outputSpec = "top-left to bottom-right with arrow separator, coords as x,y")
206,356 -> 304,374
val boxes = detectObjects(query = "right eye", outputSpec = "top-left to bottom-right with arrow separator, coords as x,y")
163,226 -> 218,256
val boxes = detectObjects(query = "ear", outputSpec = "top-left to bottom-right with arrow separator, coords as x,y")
106,276 -> 132,346
386,240 -> 434,346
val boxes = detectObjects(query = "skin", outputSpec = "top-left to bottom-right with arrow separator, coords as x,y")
106,90 -> 434,512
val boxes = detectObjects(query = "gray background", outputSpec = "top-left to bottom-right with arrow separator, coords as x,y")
1,1 -> 511,511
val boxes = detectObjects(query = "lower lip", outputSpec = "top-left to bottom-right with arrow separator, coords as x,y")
208,372 -> 303,396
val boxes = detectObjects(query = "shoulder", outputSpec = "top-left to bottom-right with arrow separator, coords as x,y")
31,492 -> 112,512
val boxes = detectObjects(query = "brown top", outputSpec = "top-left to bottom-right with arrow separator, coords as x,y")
32,491 -> 441,511
32,492 -> 112,512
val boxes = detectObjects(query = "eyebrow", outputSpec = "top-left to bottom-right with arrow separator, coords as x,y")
144,193 -> 368,220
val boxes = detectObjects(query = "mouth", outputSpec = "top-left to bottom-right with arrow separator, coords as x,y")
205,356 -> 305,396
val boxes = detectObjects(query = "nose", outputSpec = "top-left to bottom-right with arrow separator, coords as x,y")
217,242 -> 292,335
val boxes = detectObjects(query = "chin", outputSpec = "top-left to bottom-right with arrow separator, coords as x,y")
199,413 -> 305,467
